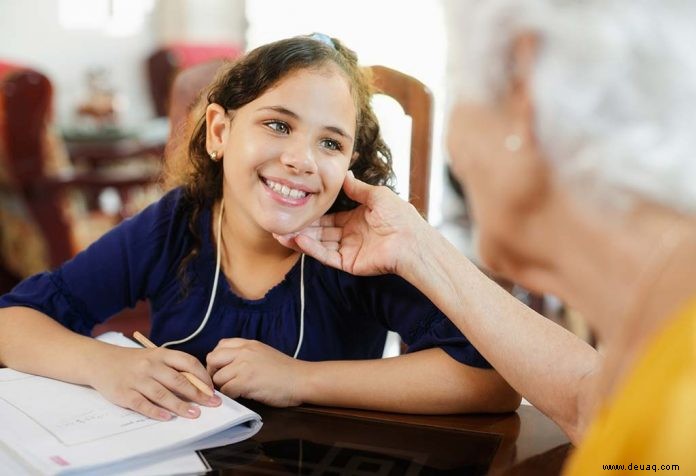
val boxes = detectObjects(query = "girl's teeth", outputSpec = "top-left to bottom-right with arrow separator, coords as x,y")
266,179 -> 308,199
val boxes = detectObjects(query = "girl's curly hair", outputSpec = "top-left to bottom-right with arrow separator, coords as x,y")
163,35 -> 395,281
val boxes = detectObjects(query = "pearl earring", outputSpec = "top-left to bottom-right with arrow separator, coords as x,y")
504,134 -> 522,152
209,151 -> 220,162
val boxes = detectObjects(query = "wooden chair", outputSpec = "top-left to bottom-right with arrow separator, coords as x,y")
368,65 -> 433,219
0,62 -> 160,283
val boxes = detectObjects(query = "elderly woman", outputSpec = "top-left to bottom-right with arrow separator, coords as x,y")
278,0 -> 696,472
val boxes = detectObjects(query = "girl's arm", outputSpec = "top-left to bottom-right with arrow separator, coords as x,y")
299,348 -> 520,413
0,306 -> 220,419
207,338 -> 520,414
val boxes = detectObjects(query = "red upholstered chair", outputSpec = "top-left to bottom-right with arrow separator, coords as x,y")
0,61 -> 160,288
146,43 -> 242,117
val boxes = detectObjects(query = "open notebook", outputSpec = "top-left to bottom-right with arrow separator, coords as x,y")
0,332 -> 262,475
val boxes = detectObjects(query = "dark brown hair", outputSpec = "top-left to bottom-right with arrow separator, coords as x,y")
165,34 -> 394,280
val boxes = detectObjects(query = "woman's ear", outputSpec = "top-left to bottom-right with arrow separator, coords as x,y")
205,103 -> 229,154
505,33 -> 552,212
350,151 -> 359,165
507,33 -> 538,141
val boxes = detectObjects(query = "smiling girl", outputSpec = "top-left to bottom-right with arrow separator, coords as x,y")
0,35 -> 519,420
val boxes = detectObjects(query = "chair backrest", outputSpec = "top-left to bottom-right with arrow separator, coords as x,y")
368,65 -> 433,219
164,63 -> 434,217
0,63 -> 57,185
147,43 -> 242,117
0,62 -> 74,272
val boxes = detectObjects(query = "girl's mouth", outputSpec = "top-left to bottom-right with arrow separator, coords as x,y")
261,177 -> 313,205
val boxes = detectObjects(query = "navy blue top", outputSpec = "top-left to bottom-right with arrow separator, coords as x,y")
0,189 -> 490,368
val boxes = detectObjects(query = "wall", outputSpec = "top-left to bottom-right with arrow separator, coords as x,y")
0,0 -> 245,126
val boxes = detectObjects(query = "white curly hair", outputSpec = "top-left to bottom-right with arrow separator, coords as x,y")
444,0 -> 696,213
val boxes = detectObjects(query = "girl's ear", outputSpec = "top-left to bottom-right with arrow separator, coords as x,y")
206,103 -> 229,155
350,151 -> 359,165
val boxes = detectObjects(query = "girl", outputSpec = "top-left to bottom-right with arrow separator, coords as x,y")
0,35 -> 519,421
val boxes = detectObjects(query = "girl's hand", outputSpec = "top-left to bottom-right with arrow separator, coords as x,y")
89,345 -> 221,421
206,338 -> 306,407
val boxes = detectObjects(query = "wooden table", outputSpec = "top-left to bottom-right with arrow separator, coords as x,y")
201,402 -> 571,475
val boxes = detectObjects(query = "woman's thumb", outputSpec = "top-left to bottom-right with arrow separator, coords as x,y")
343,170 -> 374,204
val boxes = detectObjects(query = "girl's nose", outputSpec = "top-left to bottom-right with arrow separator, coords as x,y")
279,146 -> 318,175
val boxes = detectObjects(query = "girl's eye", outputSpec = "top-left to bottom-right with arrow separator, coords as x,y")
265,121 -> 289,134
321,138 -> 343,151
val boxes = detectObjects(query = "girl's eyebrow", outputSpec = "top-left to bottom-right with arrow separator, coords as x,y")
257,105 -> 354,142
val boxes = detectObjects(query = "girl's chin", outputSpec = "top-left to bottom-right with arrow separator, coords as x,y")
263,219 -> 316,237
260,209 -> 330,237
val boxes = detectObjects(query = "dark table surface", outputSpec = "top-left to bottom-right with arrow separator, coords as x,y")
201,401 -> 572,475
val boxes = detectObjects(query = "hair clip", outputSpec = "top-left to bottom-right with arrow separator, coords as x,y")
309,32 -> 335,49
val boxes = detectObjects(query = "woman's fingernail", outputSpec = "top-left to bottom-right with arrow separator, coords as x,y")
209,395 -> 221,405
187,406 -> 199,416
159,410 -> 172,420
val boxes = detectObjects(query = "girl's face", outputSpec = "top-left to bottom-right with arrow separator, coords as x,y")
207,66 -> 356,236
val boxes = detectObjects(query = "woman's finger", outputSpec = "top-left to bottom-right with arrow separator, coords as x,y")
294,235 -> 343,269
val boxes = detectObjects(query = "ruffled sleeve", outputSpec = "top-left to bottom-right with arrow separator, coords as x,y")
0,188 -> 189,335
355,273 -> 492,368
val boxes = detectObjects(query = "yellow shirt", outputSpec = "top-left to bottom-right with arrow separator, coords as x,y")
564,298 -> 696,475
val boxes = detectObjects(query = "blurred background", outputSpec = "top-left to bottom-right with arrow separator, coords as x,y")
0,0 -> 450,218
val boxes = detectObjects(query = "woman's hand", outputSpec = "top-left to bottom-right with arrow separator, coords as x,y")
275,172 -> 428,277
89,345 -> 221,421
206,338 -> 306,407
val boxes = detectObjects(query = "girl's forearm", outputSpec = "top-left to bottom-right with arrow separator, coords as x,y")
0,306 -> 113,386
399,226 -> 599,440
297,348 -> 520,414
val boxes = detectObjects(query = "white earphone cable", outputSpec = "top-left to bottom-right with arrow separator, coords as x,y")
293,253 -> 306,358
160,200 -> 306,358
160,201 -> 224,348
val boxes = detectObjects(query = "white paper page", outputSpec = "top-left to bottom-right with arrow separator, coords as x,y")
0,335 -> 262,476
72,450 -> 209,476
95,331 -> 142,348
0,439 -> 39,476
0,442 -> 209,476
1,374 -> 155,446
71,424 -> 258,476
